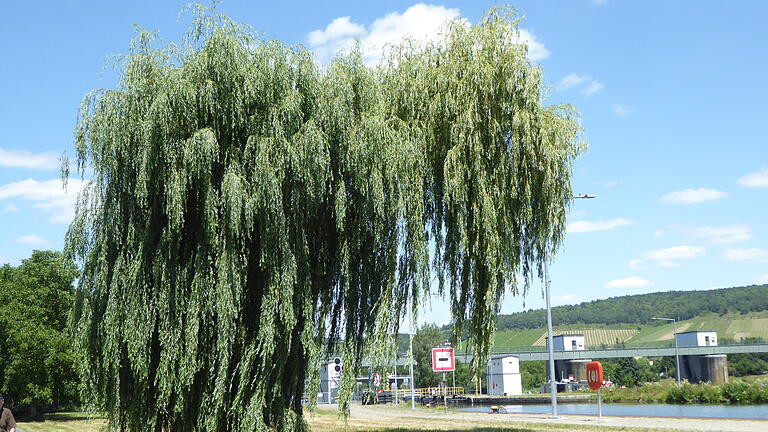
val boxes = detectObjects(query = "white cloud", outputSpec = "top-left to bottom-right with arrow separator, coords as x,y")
612,104 -> 633,116
0,148 -> 60,170
594,0 -> 608,4
647,245 -> 705,260
308,16 -> 366,46
2,203 -> 18,213
689,224 -> 752,244
307,4 -> 548,66
557,73 -> 602,96
723,248 -> 768,262
308,4 -> 462,65
0,178 -> 85,223
514,29 -> 550,61
582,80 -> 603,96
659,188 -> 726,204
738,169 -> 768,188
557,74 -> 592,90
605,276 -> 653,289
631,245 -> 705,268
567,217 -> 633,233
656,223 -> 753,244
558,74 -> 589,90
15,234 -> 49,246
756,274 -> 768,284
307,16 -> 367,63
603,180 -> 618,187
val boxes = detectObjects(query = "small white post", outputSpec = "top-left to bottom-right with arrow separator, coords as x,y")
597,388 -> 602,419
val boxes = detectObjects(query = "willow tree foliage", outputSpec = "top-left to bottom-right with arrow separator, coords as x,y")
65,6 -> 584,431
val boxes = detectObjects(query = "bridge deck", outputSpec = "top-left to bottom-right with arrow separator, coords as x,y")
463,344 -> 768,362
374,344 -> 768,366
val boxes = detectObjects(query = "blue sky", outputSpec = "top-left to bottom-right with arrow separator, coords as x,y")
1,1 -> 766,326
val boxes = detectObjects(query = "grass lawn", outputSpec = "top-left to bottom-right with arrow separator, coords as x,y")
17,412 -> 106,432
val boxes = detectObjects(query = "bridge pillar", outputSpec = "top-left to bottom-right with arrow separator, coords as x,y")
680,354 -> 729,383
551,359 -> 591,382
552,360 -> 566,382
705,355 -> 728,384
567,359 -> 590,381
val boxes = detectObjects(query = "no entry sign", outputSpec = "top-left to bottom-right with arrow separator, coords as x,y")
431,347 -> 455,372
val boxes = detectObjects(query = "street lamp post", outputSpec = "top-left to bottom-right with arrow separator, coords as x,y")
544,256 -> 559,418
544,194 -> 596,419
409,296 -> 416,409
652,317 -> 681,383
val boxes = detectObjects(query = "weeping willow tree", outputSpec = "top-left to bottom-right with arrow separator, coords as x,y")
65,5 -> 584,431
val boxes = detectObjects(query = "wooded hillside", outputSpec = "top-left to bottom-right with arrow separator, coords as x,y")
494,285 -> 768,330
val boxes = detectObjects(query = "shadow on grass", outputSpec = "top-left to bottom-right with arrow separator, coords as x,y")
38,412 -> 105,422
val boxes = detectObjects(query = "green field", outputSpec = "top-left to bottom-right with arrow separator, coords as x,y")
492,311 -> 768,350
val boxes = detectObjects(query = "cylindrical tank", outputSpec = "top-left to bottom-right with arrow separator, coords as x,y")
567,359 -> 591,381
705,355 -> 729,384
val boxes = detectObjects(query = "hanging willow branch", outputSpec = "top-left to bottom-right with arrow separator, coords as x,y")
65,5 -> 584,432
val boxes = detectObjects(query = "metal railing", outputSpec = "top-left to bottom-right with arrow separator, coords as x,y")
390,386 -> 465,398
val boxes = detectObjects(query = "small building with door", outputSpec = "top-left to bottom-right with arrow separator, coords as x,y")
550,334 -> 586,351
674,331 -> 728,384
676,330 -> 717,347
487,356 -> 522,396
319,357 -> 343,403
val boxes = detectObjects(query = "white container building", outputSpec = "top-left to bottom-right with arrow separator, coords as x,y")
487,356 -> 522,396
319,358 -> 343,403
676,331 -> 718,347
549,334 -> 586,351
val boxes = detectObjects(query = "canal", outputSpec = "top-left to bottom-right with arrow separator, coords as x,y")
459,403 -> 768,419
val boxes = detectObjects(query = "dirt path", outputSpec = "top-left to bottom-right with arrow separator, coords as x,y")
309,403 -> 767,432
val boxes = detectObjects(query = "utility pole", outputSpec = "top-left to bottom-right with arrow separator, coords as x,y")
652,317 -> 681,383
543,194 -> 595,418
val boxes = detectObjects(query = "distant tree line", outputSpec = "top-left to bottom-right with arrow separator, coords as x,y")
0,251 -> 80,419
494,285 -> 768,330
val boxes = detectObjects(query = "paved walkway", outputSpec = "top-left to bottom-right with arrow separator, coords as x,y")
312,403 -> 768,432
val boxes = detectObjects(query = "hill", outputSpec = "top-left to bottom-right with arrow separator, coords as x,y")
492,310 -> 768,350
495,284 -> 768,330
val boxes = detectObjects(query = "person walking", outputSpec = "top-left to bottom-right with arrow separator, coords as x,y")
0,395 -> 16,432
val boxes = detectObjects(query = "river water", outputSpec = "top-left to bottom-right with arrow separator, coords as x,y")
459,403 -> 768,419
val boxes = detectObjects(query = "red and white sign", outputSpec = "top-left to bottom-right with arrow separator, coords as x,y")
587,361 -> 603,390
431,347 -> 455,372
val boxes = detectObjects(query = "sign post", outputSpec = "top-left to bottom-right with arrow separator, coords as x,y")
431,347 -> 455,373
432,347 -> 455,412
587,361 -> 604,419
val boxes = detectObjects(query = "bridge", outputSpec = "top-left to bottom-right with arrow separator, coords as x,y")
473,343 -> 768,362
378,343 -> 768,366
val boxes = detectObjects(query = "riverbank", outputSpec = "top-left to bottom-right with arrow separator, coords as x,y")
309,403 -> 767,432
597,378 -> 768,404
